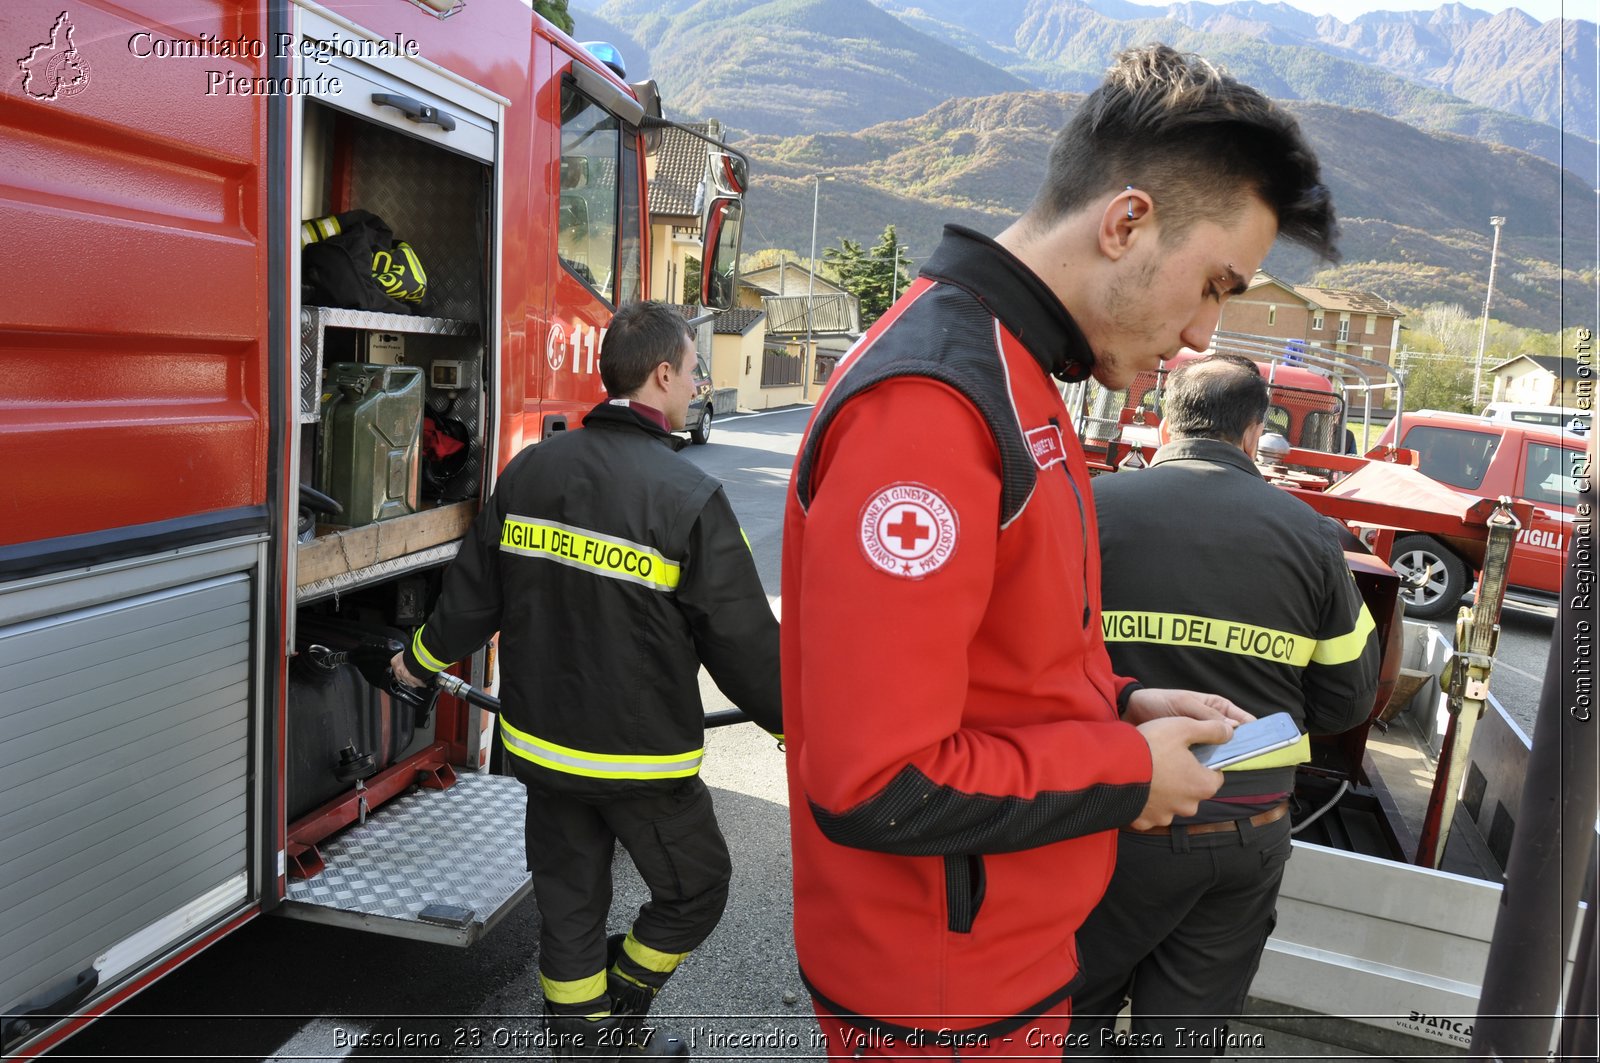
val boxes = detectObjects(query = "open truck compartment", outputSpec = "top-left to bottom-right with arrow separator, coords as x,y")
277,9 -> 524,941
292,78 -> 493,603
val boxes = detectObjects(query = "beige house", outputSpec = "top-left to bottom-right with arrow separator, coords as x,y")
704,305 -> 775,413
648,132 -> 864,410
646,120 -> 717,306
1487,354 -> 1586,407
742,261 -> 860,403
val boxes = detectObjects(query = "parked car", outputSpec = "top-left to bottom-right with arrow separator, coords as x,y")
1370,411 -> 1584,618
1480,401 -> 1588,435
683,351 -> 714,445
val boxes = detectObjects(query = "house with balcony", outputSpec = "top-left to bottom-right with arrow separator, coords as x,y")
740,261 -> 861,408
1218,271 -> 1405,412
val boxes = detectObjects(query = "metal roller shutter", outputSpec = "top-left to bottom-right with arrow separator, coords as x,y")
1,569 -> 253,1014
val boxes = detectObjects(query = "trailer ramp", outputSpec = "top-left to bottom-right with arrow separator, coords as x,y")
280,773 -> 531,946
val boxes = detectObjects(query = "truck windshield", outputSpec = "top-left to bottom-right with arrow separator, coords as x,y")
1401,425 -> 1500,490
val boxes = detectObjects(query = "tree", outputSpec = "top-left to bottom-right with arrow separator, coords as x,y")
682,255 -> 701,305
822,225 -> 913,327
1398,350 -> 1474,413
1401,302 -> 1567,412
535,0 -> 573,34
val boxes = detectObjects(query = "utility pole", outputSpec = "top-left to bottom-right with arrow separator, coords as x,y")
889,238 -> 901,306
803,174 -> 831,400
1471,215 -> 1506,409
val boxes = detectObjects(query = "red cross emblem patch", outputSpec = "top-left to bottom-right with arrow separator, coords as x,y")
859,482 -> 959,579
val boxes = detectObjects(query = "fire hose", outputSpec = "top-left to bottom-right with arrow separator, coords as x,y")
307,639 -> 752,728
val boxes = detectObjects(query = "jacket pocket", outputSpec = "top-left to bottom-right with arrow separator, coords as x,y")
943,853 -> 986,933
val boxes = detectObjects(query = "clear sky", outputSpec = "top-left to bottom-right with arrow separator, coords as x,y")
1282,1 -> 1586,21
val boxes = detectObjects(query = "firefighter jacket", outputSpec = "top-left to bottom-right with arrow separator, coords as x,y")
1093,438 -> 1380,804
403,401 -> 782,798
781,225 -> 1153,1038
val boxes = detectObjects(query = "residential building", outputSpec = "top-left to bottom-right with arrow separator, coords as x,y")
1487,354 -> 1587,408
645,120 -> 715,306
1218,271 -> 1405,411
743,260 -> 860,406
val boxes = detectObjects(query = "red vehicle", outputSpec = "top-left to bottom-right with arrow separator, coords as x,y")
1360,411 -> 1586,618
1124,349 -> 1346,451
1083,327 -> 1409,473
0,1 -> 743,1054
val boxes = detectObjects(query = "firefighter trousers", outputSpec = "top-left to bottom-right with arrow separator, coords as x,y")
524,775 -> 732,1011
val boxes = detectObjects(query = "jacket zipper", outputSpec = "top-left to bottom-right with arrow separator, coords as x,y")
1050,417 -> 1091,629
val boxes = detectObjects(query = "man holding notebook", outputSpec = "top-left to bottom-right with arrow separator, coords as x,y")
1069,353 -> 1381,1054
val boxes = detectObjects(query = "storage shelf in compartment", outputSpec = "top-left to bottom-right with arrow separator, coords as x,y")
304,306 -> 479,337
295,500 -> 477,599
298,306 -> 479,423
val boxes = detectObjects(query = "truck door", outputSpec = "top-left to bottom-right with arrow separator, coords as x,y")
536,58 -> 650,435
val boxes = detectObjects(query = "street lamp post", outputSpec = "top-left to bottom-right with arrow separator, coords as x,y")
803,174 -> 830,399
1472,215 -> 1506,409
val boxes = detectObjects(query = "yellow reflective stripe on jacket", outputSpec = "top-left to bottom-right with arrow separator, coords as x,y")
1101,611 -> 1315,667
499,516 -> 681,592
411,627 -> 449,673
540,971 -> 608,1008
499,717 -> 703,780
1311,601 -> 1377,666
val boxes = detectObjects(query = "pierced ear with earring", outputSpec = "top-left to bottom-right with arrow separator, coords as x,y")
1125,185 -> 1135,220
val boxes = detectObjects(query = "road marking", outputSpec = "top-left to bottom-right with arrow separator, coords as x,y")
716,406 -> 812,423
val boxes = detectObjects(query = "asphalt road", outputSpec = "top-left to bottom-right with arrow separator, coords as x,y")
45,405 -> 1560,1061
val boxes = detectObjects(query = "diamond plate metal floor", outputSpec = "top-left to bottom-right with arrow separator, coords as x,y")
281,772 -> 532,945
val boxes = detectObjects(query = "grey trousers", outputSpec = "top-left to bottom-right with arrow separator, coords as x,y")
1065,814 -> 1294,1058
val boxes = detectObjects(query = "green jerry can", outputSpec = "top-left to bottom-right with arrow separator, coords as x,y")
319,362 -> 424,526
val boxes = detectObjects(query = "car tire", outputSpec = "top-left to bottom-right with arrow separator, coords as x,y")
1392,535 -> 1468,620
689,406 -> 712,445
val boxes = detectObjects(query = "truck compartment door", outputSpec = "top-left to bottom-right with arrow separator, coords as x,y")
0,542 -> 262,1047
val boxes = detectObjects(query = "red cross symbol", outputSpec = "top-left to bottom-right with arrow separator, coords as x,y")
885,508 -> 932,552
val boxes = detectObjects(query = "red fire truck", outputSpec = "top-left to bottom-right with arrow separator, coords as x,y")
0,1 -> 745,1054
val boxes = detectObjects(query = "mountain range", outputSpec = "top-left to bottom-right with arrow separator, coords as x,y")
572,1 -> 1598,329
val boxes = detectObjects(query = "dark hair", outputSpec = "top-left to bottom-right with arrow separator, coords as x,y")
1164,353 -> 1269,442
600,301 -> 695,397
1031,44 -> 1339,261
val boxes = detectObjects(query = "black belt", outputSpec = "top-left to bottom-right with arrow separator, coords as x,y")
1125,800 -> 1289,837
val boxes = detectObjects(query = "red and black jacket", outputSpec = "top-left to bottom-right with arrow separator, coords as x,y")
782,226 -> 1151,1037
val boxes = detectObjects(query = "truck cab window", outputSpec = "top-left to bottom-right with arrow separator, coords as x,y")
1403,425 -> 1499,490
559,84 -> 621,299
1521,442 -> 1576,506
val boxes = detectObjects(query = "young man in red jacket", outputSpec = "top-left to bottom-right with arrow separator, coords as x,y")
782,44 -> 1338,1058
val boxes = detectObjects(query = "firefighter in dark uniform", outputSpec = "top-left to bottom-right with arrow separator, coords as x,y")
393,301 -> 782,1058
1068,353 -> 1380,1055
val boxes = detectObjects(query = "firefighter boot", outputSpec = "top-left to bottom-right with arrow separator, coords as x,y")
543,1003 -> 622,1059
606,933 -> 690,1058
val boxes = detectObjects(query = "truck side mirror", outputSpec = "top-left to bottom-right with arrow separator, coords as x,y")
700,196 -> 743,311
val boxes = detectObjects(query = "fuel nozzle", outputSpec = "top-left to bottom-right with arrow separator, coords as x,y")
307,639 -> 439,727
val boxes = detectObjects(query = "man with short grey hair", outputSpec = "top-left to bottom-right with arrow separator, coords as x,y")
1070,353 -> 1380,1055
